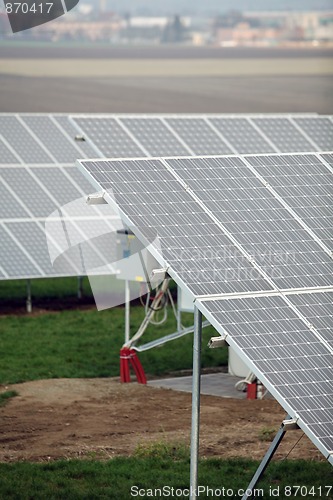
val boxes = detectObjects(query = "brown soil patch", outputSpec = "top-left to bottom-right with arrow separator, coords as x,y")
0,378 -> 322,463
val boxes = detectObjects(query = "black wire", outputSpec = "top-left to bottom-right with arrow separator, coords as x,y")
281,432 -> 305,461
148,291 -> 168,311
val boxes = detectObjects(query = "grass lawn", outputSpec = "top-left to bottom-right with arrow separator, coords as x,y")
0,457 -> 331,499
0,277 -> 93,303
0,303 -> 226,384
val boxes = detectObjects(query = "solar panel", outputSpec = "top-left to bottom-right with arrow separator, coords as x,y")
31,167 -> 83,208
0,116 -> 53,164
72,117 -> 145,157
0,137 -> 20,164
245,153 -> 333,249
252,117 -> 315,153
320,152 -> 333,173
77,152 -> 333,464
53,115 -> 98,159
120,118 -> 191,157
66,165 -> 105,194
0,179 -> 29,219
293,117 -> 333,151
0,224 -> 43,278
288,291 -> 333,350
1,113 -> 333,282
22,115 -> 83,164
5,221 -> 58,275
72,114 -> 333,158
164,118 -> 232,155
208,117 -> 276,154
0,113 -> 124,281
79,158 -> 272,296
165,155 -> 333,290
198,293 -> 333,460
1,167 -> 57,217
44,218 -> 118,274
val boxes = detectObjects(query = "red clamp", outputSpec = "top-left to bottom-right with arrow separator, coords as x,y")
120,347 -> 147,384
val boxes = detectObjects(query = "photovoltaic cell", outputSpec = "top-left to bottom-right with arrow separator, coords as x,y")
65,166 -> 103,194
73,117 -> 144,157
31,167 -> 83,207
246,154 -> 333,247
199,294 -> 333,457
0,224 -> 42,277
120,118 -> 190,156
22,115 -> 82,164
288,292 -> 333,350
252,118 -> 315,153
0,180 -> 29,219
164,118 -> 232,155
0,137 -> 19,164
293,117 -> 333,151
53,115 -> 98,158
79,158 -> 272,296
320,152 -> 333,171
1,167 -> 56,217
5,221 -> 57,275
209,117 -> 276,154
165,156 -> 333,290
0,116 -> 53,164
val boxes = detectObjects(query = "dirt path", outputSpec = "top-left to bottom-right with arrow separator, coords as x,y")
0,378 -> 321,463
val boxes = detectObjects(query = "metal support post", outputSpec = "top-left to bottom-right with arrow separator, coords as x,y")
77,276 -> 83,299
177,287 -> 182,332
125,279 -> 130,344
242,415 -> 291,500
190,306 -> 202,499
26,279 -> 32,313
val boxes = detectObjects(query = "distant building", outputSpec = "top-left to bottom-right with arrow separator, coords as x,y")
214,10 -> 333,46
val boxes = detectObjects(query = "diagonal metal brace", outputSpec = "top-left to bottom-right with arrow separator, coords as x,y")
242,414 -> 293,500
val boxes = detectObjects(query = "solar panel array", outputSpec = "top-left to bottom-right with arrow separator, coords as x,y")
0,114 -> 121,280
71,114 -> 333,158
77,152 -> 333,465
1,113 -> 333,280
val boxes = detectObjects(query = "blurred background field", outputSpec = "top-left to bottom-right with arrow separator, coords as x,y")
1,45 -> 332,113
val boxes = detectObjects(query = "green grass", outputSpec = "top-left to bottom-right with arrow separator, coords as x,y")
0,458 -> 331,499
0,390 -> 18,407
134,439 -> 189,460
0,277 -> 93,303
0,306 -> 227,384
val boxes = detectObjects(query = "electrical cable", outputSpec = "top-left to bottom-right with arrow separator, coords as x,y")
282,432 -> 305,461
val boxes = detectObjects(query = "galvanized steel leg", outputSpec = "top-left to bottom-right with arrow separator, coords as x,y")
190,306 -> 202,499
77,276 -> 83,299
125,280 -> 130,344
26,279 -> 32,313
242,415 -> 290,500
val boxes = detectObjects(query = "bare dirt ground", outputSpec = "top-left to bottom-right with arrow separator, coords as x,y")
0,378 -> 322,463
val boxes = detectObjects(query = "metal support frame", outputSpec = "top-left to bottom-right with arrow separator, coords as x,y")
77,276 -> 83,300
190,306 -> 202,499
125,279 -> 130,344
26,279 -> 32,313
177,305 -> 182,333
241,414 -> 291,500
134,320 -> 210,352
